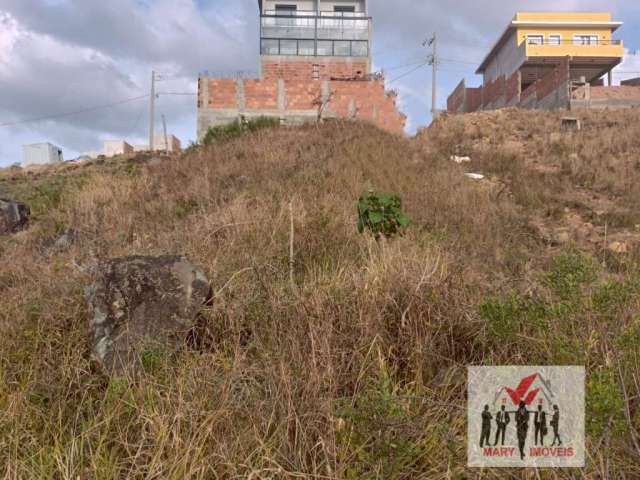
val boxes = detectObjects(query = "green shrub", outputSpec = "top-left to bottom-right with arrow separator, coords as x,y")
334,371 -> 424,479
544,252 -> 597,302
357,191 -> 410,239
202,117 -> 279,145
587,368 -> 625,437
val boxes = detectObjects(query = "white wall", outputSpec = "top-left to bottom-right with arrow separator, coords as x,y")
22,143 -> 63,166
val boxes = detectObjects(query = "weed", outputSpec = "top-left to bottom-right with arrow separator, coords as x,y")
202,116 -> 279,145
357,191 -> 410,239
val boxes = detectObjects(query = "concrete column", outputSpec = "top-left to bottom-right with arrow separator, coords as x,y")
277,79 -> 286,111
236,79 -> 246,112
200,76 -> 209,110
608,70 -> 613,87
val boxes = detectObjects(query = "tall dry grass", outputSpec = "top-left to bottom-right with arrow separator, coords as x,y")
0,118 -> 638,478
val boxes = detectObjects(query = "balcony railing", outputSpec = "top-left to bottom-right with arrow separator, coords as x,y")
524,39 -> 623,46
260,11 -> 370,44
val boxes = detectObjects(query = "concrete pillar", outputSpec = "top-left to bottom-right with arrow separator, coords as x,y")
200,76 -> 209,110
608,70 -> 613,87
236,79 -> 245,112
277,79 -> 286,111
348,99 -> 356,118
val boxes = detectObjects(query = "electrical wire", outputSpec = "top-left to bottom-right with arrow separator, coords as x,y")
387,63 -> 428,84
0,94 -> 150,128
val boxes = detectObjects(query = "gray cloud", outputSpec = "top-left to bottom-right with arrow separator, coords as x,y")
0,0 -> 634,164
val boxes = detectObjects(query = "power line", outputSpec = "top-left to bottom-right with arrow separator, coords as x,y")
0,94 -> 150,128
379,60 -> 427,72
387,63 -> 428,84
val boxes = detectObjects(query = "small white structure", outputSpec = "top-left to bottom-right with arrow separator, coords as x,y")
134,134 -> 182,153
22,143 -> 64,166
103,140 -> 134,157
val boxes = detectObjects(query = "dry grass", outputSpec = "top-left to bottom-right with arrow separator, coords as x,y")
0,115 -> 639,478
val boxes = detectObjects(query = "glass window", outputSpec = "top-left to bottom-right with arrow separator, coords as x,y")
334,5 -> 355,16
317,41 -> 333,56
334,41 -> 351,56
261,39 -> 280,55
280,39 -> 297,55
549,35 -> 561,45
298,40 -> 315,56
351,41 -> 368,57
526,35 -> 544,45
275,4 -> 297,15
573,35 -> 599,45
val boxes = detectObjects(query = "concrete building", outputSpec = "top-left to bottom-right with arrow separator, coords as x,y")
104,141 -> 134,157
133,134 -> 181,153
197,0 -> 405,139
447,12 -> 626,113
22,143 -> 64,166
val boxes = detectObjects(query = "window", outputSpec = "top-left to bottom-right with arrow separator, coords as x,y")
317,40 -> 333,56
334,5 -> 356,13
526,35 -> 544,45
261,39 -> 279,55
334,41 -> 351,56
351,41 -> 368,57
573,35 -> 599,45
298,40 -> 315,56
275,4 -> 297,15
549,35 -> 561,45
279,39 -> 297,55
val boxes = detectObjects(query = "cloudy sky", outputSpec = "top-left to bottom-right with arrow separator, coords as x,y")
0,0 -> 639,165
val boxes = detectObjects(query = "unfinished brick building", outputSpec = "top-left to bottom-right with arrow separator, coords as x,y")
197,0 -> 406,139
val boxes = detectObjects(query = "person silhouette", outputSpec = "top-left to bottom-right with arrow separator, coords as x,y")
480,405 -> 493,447
534,404 -> 548,446
515,401 -> 530,460
493,405 -> 509,446
550,405 -> 562,446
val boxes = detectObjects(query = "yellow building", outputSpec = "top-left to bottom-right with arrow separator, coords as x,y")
477,12 -> 624,90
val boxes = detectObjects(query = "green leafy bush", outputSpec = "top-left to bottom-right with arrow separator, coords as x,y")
202,116 -> 279,145
357,191 -> 410,239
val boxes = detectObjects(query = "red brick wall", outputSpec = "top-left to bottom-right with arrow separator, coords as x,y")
207,79 -> 237,108
537,57 -> 570,101
505,71 -> 520,102
245,79 -> 279,110
262,58 -> 368,81
465,88 -> 483,112
286,81 -> 322,110
447,80 -> 466,112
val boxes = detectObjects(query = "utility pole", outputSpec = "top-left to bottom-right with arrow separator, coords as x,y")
426,33 -> 438,120
149,70 -> 156,152
161,114 -> 169,155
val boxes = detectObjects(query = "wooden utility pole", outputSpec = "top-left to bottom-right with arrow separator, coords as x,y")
149,70 -> 156,152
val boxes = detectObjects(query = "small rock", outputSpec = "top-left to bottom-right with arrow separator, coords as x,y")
44,229 -> 77,255
85,255 -> 211,373
451,155 -> 471,164
0,198 -> 30,235
553,230 -> 571,245
608,241 -> 629,254
465,173 -> 485,180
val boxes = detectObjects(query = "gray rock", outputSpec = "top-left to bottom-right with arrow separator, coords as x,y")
43,229 -> 77,256
0,199 -> 30,234
85,255 -> 211,373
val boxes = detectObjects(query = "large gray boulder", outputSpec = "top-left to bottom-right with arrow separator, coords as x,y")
0,199 -> 30,234
86,255 -> 211,373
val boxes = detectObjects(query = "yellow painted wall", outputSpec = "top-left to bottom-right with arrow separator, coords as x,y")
515,12 -> 612,22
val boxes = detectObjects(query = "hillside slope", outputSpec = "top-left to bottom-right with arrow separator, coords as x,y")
0,114 -> 639,478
